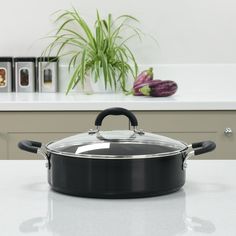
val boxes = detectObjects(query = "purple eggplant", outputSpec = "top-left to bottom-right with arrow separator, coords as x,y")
133,80 -> 162,96
140,80 -> 178,97
133,67 -> 154,88
133,83 -> 147,96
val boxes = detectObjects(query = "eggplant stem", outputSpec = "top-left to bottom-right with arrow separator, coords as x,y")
139,85 -> 150,96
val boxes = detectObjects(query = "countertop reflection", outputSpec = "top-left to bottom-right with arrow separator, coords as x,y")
0,160 -> 235,236
19,190 -> 215,236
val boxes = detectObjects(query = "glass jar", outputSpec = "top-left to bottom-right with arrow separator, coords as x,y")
38,57 -> 58,93
14,57 -> 36,92
0,57 -> 13,92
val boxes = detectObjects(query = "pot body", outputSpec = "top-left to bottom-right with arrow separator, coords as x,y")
47,152 -> 186,198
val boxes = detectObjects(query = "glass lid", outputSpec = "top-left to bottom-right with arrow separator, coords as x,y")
46,108 -> 188,159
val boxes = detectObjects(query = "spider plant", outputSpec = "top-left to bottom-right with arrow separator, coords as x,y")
44,8 -> 141,94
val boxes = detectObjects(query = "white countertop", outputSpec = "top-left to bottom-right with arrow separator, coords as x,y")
0,160 -> 235,236
0,92 -> 235,111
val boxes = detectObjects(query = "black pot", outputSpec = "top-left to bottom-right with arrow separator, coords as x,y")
18,107 -> 216,198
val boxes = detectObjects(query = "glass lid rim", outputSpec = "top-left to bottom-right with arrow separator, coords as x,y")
45,140 -> 189,159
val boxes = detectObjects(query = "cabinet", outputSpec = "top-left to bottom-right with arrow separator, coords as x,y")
134,111 -> 235,159
0,111 -> 235,160
0,132 -> 7,159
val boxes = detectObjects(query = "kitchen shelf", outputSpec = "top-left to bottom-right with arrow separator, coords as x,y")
0,92 -> 235,111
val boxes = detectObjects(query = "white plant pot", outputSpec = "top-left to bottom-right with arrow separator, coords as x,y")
85,71 -> 121,94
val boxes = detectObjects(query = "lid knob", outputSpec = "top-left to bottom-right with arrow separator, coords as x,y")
95,107 -> 138,127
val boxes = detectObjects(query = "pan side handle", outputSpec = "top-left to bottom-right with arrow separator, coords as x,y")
18,140 -> 42,154
183,141 -> 216,169
192,141 -> 216,155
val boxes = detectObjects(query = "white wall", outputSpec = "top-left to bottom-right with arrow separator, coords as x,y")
1,0 -> 236,64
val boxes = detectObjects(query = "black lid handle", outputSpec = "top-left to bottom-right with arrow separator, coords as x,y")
95,107 -> 138,127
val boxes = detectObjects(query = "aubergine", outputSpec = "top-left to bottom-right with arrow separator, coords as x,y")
133,67 -> 153,88
133,84 -> 145,96
140,80 -> 178,97
133,80 -> 161,96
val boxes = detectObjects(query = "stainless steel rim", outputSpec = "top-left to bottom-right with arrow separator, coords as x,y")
43,141 -> 189,160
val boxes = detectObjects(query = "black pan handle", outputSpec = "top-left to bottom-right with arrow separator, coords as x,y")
183,140 -> 216,169
18,140 -> 42,154
95,107 -> 138,127
192,141 -> 216,155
